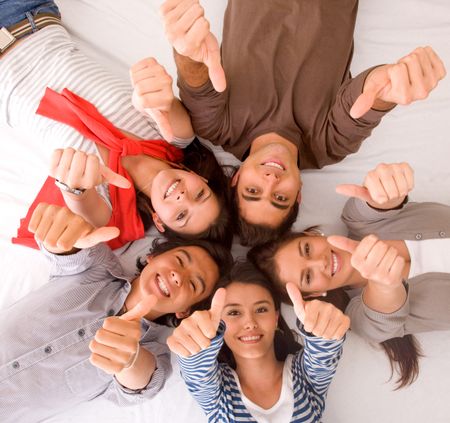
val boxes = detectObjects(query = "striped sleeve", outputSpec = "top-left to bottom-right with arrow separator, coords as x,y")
293,321 -> 345,398
177,322 -> 226,416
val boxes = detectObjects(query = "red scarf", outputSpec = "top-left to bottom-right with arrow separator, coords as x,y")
12,88 -> 184,250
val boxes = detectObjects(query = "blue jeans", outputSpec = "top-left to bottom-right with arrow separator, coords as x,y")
0,1 -> 60,28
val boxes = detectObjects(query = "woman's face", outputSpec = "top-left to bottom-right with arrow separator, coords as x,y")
136,246 -> 219,317
222,282 -> 279,361
273,235 -> 357,296
151,169 -> 220,235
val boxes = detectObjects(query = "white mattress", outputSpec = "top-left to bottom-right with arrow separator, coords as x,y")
0,0 -> 449,422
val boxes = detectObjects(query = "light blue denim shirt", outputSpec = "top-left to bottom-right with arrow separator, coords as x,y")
0,243 -> 171,423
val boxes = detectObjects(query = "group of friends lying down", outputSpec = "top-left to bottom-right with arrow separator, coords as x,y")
0,0 -> 448,422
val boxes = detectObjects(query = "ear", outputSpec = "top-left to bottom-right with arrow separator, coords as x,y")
231,168 -> 241,187
175,309 -> 191,319
296,189 -> 302,204
152,213 -> 165,233
145,255 -> 153,264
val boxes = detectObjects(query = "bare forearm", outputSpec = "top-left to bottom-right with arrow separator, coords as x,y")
168,98 -> 194,139
362,282 -> 407,314
174,49 -> 210,88
116,346 -> 156,390
62,188 -> 111,227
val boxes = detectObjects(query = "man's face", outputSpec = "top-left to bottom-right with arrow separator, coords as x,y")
136,246 -> 220,318
233,142 -> 301,227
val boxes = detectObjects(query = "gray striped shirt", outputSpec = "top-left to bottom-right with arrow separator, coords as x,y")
0,243 -> 171,423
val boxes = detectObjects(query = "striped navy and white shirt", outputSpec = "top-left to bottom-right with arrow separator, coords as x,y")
178,322 -> 344,422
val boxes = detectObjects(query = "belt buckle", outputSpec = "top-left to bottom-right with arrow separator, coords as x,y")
0,27 -> 16,53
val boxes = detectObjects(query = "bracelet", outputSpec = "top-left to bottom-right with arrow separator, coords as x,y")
54,179 -> 86,196
123,342 -> 140,370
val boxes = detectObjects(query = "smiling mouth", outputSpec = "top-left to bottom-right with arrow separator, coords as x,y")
164,180 -> 180,199
261,160 -> 285,171
156,274 -> 170,297
331,251 -> 339,276
238,335 -> 263,343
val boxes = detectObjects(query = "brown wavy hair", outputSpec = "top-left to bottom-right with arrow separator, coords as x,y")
248,231 -> 423,388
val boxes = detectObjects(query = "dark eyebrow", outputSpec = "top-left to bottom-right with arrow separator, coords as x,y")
224,300 -> 271,308
197,276 -> 206,295
270,201 -> 289,210
242,194 -> 289,210
242,194 -> 260,202
298,240 -> 304,287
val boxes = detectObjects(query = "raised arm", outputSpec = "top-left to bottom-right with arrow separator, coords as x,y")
160,0 -> 225,92
287,284 -> 348,397
49,148 -> 131,228
130,57 -> 194,143
167,289 -> 226,414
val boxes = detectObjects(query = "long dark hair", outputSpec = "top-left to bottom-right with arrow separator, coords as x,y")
136,138 -> 233,247
248,231 -> 423,388
215,261 -> 301,369
135,237 -> 233,327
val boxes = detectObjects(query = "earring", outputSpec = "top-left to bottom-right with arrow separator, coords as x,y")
275,326 -> 285,335
321,292 -> 327,297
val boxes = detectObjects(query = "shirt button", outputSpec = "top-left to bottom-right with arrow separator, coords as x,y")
439,231 -> 446,237
107,309 -> 115,317
44,346 -> 52,354
415,233 -> 422,240
12,361 -> 20,369
78,329 -> 86,337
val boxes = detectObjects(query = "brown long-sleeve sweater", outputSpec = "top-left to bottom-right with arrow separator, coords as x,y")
178,0 -> 391,169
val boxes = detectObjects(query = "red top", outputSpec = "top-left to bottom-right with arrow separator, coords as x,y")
13,88 -> 184,250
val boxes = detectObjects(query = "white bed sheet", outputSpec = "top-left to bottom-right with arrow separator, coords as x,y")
1,0 -> 449,422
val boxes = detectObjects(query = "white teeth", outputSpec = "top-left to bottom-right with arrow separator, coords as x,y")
331,252 -> 338,276
156,275 -> 170,297
165,180 -> 179,198
263,162 -> 284,171
239,335 -> 261,342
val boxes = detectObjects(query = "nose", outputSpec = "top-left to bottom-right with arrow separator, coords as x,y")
244,316 -> 258,330
170,270 -> 184,287
263,171 -> 280,182
175,189 -> 185,201
308,255 -> 327,272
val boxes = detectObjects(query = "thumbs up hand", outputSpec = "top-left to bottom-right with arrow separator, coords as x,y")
89,295 -> 157,374
336,162 -> 414,210
286,283 -> 350,340
28,203 -> 120,254
350,46 -> 446,119
167,288 -> 226,357
50,148 -> 131,193
130,58 -> 175,143
160,0 -> 226,92
328,235 -> 405,289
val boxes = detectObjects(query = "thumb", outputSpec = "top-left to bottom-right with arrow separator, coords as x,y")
100,165 -> 132,189
74,226 -> 120,249
327,235 -> 359,254
204,33 -> 226,92
121,295 -> 158,321
336,184 -> 372,203
209,288 -> 226,328
145,109 -> 174,143
349,90 -> 378,119
286,283 -> 305,323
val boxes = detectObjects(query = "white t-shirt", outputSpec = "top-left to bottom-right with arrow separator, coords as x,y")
405,238 -> 450,278
231,355 -> 295,423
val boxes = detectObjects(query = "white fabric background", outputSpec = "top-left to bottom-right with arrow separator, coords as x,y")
0,0 -> 449,422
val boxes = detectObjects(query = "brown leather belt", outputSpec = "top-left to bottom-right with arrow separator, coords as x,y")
0,13 -> 61,55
